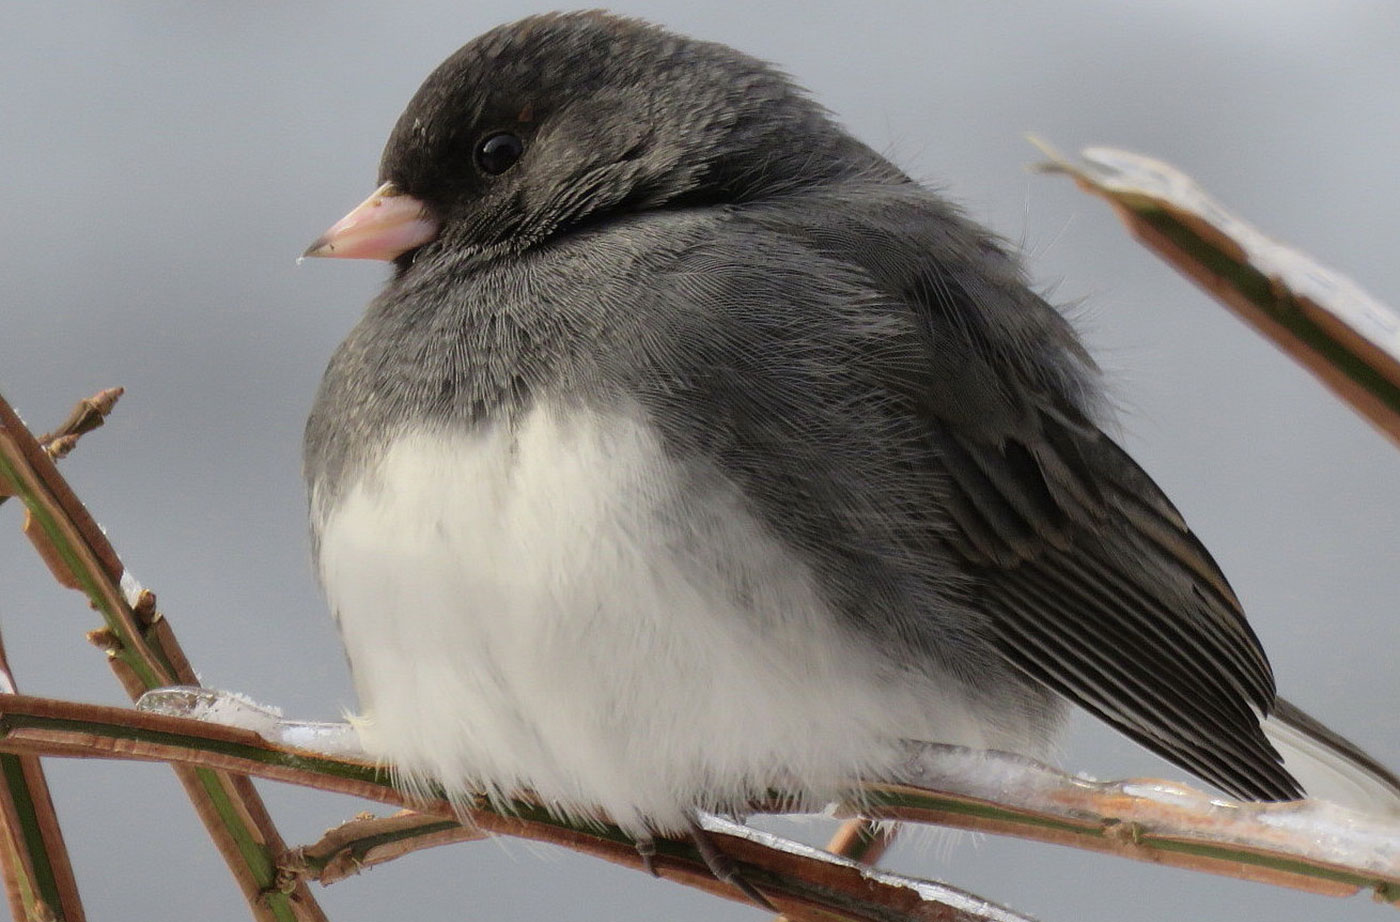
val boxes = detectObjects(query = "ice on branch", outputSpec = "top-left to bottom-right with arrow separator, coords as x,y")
137,687 -> 365,757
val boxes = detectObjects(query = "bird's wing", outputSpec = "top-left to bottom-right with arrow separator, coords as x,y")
751,187 -> 1303,801
938,401 -> 1301,799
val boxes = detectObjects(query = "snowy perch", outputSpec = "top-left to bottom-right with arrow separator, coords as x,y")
29,686 -> 1370,910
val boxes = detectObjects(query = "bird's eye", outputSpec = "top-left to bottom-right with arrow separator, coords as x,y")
475,132 -> 524,175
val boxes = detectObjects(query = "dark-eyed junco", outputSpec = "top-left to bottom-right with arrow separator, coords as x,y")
302,9 -> 1397,901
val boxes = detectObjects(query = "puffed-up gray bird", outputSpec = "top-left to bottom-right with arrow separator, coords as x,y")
302,9 -> 1399,904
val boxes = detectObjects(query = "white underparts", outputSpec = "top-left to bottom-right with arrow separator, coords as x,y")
316,403 -> 1018,833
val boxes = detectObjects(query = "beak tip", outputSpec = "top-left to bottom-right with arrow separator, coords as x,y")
303,182 -> 438,262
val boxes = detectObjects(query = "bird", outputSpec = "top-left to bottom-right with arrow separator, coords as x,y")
302,10 -> 1398,903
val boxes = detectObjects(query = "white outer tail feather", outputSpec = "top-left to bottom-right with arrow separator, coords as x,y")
1264,698 -> 1400,817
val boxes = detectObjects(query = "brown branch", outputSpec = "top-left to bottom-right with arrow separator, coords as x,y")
0,391 -> 327,922
38,388 -> 124,456
0,694 -> 1030,922
0,390 -> 126,922
0,388 -> 123,510
285,813 -> 486,886
1035,143 -> 1400,446
5,692 -> 1400,917
774,818 -> 900,922
0,639 -> 85,922
824,818 -> 898,867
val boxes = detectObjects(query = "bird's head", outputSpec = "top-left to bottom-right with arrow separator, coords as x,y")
304,11 -> 880,268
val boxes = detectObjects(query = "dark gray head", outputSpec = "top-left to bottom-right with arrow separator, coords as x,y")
369,11 -> 898,264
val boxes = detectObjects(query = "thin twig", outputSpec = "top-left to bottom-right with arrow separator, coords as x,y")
284,813 -> 486,886
2,693 -> 1398,915
0,388 -> 123,510
0,637 -> 86,922
774,819 -> 900,922
1035,143 -> 1400,445
0,391 -> 328,922
0,694 -> 1029,922
38,388 -> 124,453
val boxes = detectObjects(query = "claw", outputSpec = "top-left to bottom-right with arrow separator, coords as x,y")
686,816 -> 775,912
634,835 -> 660,878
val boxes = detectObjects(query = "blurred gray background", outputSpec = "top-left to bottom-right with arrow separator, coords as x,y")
2,2 -> 1398,920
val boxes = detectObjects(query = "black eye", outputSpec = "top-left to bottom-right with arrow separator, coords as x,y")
475,132 -> 524,175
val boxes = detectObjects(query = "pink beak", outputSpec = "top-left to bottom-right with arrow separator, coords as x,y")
303,182 -> 440,260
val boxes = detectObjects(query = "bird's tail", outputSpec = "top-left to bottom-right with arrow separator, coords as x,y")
1264,697 -> 1400,816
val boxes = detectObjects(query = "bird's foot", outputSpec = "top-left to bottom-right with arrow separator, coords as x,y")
686,815 -> 775,911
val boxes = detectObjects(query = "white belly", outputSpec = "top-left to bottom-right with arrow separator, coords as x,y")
316,402 -> 1002,833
